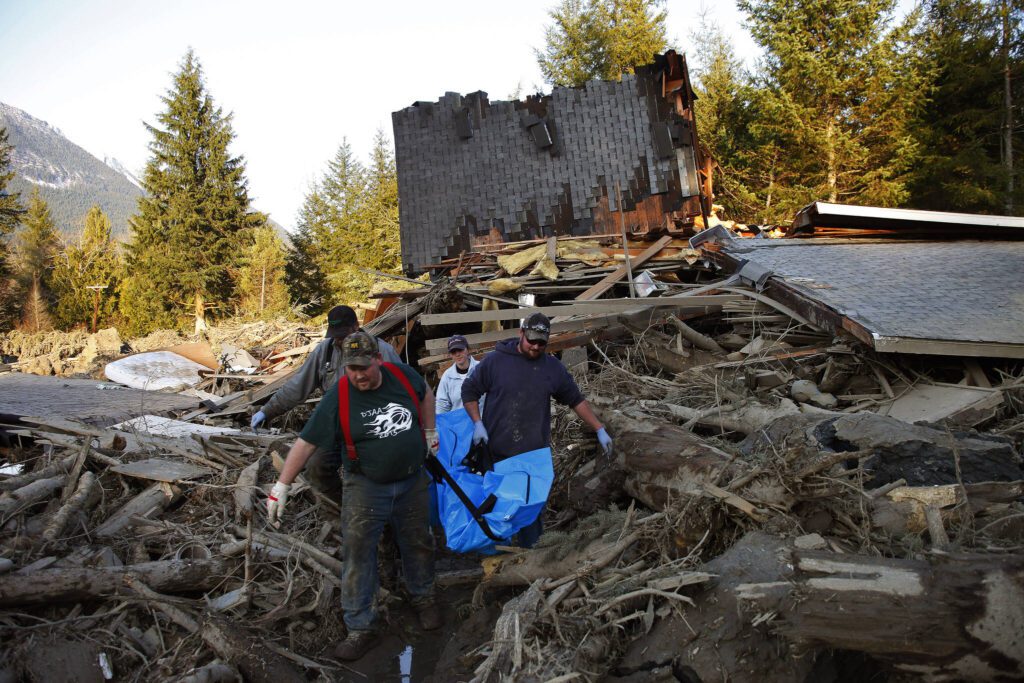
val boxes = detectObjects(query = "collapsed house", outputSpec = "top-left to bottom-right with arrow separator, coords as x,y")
2,52 -> 1023,682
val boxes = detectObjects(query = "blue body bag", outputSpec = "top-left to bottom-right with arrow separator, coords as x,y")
431,408 -> 553,553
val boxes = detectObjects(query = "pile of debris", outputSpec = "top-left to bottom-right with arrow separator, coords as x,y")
2,209 -> 1023,681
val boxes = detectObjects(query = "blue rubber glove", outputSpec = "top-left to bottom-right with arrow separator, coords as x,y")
251,410 -> 266,429
472,420 -> 489,445
596,426 -> 613,458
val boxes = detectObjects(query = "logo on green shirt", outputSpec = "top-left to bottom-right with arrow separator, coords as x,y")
365,402 -> 413,439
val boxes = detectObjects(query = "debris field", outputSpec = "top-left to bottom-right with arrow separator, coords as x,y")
2,205 -> 1024,682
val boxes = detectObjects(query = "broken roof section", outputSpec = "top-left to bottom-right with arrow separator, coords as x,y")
713,203 -> 1024,359
790,201 -> 1024,238
392,51 -> 709,274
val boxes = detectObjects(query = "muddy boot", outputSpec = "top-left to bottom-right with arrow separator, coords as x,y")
416,602 -> 442,631
333,630 -> 379,661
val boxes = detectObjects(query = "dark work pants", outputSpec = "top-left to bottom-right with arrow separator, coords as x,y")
341,468 -> 435,632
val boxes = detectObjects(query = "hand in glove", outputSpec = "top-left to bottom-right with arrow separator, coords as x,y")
472,420 -> 489,445
267,481 -> 290,527
251,410 -> 266,430
596,426 -> 613,458
425,428 -> 439,456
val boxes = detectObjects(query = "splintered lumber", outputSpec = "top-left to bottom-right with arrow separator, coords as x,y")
129,578 -> 302,682
95,482 -> 181,537
473,581 -> 546,682
0,558 -> 229,606
233,458 -> 261,522
736,548 -> 1024,680
42,471 -> 100,542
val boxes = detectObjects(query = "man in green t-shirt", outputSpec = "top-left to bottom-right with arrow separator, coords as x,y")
267,331 -> 440,661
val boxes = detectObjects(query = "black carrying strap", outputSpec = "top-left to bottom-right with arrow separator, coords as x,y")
424,454 -> 504,543
461,440 -> 495,475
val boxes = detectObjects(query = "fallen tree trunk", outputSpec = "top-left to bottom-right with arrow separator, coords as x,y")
0,475 -> 68,517
737,548 -> 1024,680
0,558 -> 230,606
589,396 -> 790,513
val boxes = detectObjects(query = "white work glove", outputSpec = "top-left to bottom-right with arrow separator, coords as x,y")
596,426 -> 613,458
425,428 -> 439,456
472,421 -> 489,445
267,481 -> 290,527
251,410 -> 266,429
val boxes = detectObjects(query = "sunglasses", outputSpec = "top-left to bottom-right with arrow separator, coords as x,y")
525,337 -> 548,348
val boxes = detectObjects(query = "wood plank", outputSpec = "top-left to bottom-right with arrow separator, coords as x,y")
424,314 -> 621,352
110,458 -> 214,483
418,295 -> 739,326
574,235 -> 673,301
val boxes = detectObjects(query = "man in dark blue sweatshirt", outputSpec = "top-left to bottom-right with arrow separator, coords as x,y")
461,312 -> 613,546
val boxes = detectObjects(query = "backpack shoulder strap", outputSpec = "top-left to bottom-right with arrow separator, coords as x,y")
337,376 -> 357,461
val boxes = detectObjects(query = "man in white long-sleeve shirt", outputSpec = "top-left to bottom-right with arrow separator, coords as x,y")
435,335 -> 482,415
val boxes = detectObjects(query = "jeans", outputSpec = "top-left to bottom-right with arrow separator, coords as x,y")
341,468 -> 435,632
306,445 -> 343,500
515,506 -> 545,548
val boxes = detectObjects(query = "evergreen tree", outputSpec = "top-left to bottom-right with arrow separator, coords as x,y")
0,128 -> 21,237
285,186 -> 330,315
236,224 -> 290,318
691,25 -> 763,218
537,0 -> 668,87
120,50 -> 262,336
313,139 -> 368,302
51,205 -> 121,330
0,127 -> 24,330
292,133 -> 404,307
12,188 -> 60,331
908,0 -> 1023,212
737,0 -> 929,219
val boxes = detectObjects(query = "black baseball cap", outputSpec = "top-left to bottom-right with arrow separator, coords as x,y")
521,312 -> 551,342
447,335 -> 469,352
325,305 -> 358,339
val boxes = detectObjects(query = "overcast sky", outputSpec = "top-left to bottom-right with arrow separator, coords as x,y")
0,1 -> 757,230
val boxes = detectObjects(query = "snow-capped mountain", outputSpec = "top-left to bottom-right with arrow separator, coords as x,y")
0,101 -> 143,239
103,156 -> 143,191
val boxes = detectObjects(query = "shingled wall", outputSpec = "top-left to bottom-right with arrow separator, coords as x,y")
392,51 -> 705,274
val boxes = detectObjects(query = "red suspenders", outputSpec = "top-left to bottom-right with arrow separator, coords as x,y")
337,362 -> 425,462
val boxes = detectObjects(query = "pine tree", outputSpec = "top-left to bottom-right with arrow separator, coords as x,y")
0,127 -> 24,330
313,140 -> 368,302
236,224 -> 290,318
736,0 -> 929,218
51,205 -> 121,330
285,186 -> 330,315
12,188 -> 60,331
537,0 -> 668,87
0,128 -> 21,237
908,0 -> 1023,213
691,25 -> 763,219
120,50 -> 262,336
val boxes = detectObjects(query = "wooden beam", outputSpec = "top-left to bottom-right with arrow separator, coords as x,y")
417,295 -> 739,326
424,315 -> 619,352
574,235 -> 673,301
